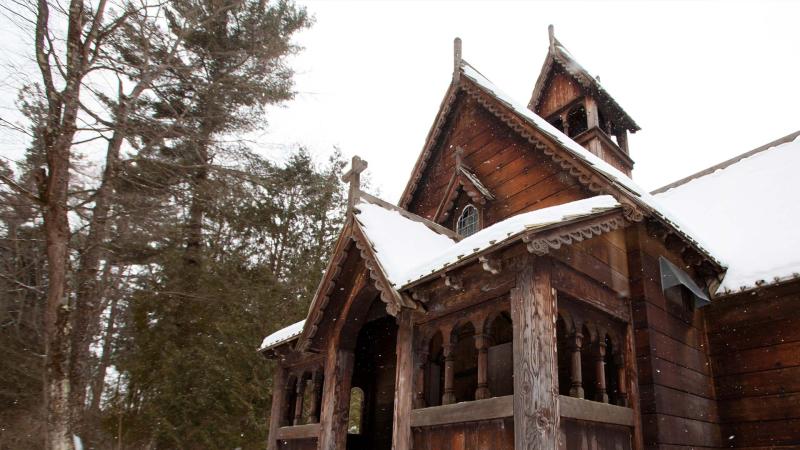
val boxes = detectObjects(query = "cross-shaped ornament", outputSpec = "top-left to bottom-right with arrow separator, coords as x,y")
342,155 -> 368,210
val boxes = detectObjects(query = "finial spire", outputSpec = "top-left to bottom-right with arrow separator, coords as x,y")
453,37 -> 462,82
342,155 -> 368,210
548,24 -> 556,52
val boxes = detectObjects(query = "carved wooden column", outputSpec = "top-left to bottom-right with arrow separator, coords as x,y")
413,347 -> 428,409
560,111 -> 570,136
615,353 -> 628,406
391,308 -> 415,450
595,340 -> 609,403
474,333 -> 492,400
318,347 -> 355,450
511,261 -> 559,449
266,366 -> 287,450
293,374 -> 307,425
568,331 -> 584,399
310,369 -> 323,423
442,337 -> 457,405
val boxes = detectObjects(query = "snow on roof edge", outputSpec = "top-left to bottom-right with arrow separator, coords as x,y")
259,319 -> 305,352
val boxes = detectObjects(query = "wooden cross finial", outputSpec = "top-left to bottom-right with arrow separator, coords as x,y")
342,155 -> 368,210
453,37 -> 462,81
548,24 -> 556,52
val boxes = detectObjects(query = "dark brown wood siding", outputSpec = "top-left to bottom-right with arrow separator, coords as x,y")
705,280 -> 800,448
625,225 -> 722,449
406,96 -> 590,226
412,419 -> 514,450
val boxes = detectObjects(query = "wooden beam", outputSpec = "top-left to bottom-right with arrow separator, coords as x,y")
511,261 -> 559,449
410,395 -> 513,427
317,347 -> 354,450
391,309 -> 415,450
276,423 -> 320,441
266,366 -> 287,450
558,395 -> 634,427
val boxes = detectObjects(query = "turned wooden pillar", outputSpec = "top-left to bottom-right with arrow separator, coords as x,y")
568,331 -> 584,399
615,353 -> 628,406
293,375 -> 307,425
282,377 -> 295,425
442,339 -> 456,405
266,366 -> 287,450
413,348 -> 428,409
595,341 -> 609,403
511,262 -> 559,449
475,333 -> 491,400
310,369 -> 323,423
391,308 -> 415,450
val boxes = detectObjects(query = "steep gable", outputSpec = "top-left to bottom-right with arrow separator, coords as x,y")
404,90 -> 591,228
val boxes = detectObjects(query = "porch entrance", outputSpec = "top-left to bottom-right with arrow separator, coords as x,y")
347,313 -> 398,450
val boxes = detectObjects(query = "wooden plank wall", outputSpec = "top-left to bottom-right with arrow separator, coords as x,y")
407,95 -> 589,225
537,71 -> 582,118
559,419 -> 632,450
625,225 -> 722,449
705,280 -> 800,448
411,419 -> 514,450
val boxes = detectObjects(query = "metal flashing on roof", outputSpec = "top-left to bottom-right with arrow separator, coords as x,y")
659,257 -> 710,308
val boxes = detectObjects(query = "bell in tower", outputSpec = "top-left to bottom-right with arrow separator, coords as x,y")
528,25 -> 640,176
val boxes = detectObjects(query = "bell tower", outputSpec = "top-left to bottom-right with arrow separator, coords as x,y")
528,25 -> 640,176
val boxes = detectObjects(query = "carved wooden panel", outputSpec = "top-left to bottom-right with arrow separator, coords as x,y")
511,262 -> 559,449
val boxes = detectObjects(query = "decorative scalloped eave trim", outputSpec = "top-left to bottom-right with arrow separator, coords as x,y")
351,221 -> 417,317
522,214 -> 627,256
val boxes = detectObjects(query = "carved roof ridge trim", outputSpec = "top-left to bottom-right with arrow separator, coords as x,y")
296,218 -> 355,352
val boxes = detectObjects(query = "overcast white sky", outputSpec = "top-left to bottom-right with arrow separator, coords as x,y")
2,1 -> 799,202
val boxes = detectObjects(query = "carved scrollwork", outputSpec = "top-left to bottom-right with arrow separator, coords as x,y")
622,203 -> 645,222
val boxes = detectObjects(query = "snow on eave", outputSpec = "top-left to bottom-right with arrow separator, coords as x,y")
459,61 -> 724,270
655,135 -> 800,296
259,319 -> 305,352
398,195 -> 622,289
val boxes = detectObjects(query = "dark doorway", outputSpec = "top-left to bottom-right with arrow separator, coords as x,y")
347,312 -> 398,450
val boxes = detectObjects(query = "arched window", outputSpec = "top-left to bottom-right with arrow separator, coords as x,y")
456,204 -> 479,237
347,387 -> 364,434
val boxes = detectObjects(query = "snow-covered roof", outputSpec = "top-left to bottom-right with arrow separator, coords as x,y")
656,135 -> 800,294
355,200 -> 455,285
357,194 -> 620,288
460,62 -> 723,269
259,319 -> 305,352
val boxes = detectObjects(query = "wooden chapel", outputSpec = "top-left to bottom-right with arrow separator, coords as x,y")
259,26 -> 800,450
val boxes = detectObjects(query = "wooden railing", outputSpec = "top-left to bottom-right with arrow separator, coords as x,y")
410,394 -> 633,428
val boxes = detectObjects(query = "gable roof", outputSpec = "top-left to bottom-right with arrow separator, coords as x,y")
434,164 -> 494,224
399,51 -> 722,272
654,132 -> 800,295
261,193 -> 625,354
528,26 -> 640,132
